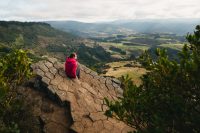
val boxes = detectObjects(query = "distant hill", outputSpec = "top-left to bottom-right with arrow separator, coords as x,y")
0,21 -> 112,66
113,19 -> 200,35
0,21 -> 78,51
47,21 -> 134,37
46,19 -> 200,37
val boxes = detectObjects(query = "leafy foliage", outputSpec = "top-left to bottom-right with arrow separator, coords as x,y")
105,25 -> 200,132
146,46 -> 182,62
0,48 -> 35,132
118,74 -> 133,91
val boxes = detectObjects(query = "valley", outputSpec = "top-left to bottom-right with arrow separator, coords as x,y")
0,20 -> 193,84
95,32 -> 186,60
87,32 -> 186,81
0,20 -> 199,133
1,0 -> 200,132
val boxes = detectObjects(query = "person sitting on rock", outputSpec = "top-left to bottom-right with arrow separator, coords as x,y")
65,53 -> 80,79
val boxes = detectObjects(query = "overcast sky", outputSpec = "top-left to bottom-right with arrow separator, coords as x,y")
0,0 -> 200,22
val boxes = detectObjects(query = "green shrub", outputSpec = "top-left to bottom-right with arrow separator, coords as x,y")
105,25 -> 200,133
0,48 -> 34,132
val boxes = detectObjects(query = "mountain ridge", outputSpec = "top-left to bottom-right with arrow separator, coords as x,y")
47,19 -> 200,37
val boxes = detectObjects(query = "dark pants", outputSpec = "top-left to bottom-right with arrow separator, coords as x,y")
76,65 -> 80,79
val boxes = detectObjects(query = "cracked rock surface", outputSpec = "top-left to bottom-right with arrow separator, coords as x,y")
31,58 -> 134,133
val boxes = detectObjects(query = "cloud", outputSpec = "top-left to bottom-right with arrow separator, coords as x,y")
0,0 -> 200,22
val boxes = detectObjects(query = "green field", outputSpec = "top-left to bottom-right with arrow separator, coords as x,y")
100,42 -> 149,50
97,33 -> 186,61
159,43 -> 184,51
102,61 -> 146,86
100,42 -> 149,59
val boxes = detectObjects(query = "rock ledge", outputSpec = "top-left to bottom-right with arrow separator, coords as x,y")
31,58 -> 134,133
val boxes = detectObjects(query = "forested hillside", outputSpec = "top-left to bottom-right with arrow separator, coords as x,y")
0,21 -> 112,66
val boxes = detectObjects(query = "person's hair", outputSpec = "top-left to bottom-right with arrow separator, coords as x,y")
69,53 -> 76,58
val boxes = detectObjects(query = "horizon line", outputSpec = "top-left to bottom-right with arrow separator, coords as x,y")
0,17 -> 200,23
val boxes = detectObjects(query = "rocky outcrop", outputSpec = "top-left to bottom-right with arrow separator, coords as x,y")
17,85 -> 72,133
30,58 -> 134,133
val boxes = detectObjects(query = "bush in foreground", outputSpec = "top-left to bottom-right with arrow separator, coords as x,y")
0,49 -> 40,132
105,26 -> 200,133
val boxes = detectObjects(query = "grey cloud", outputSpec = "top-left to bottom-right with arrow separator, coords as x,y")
0,0 -> 199,22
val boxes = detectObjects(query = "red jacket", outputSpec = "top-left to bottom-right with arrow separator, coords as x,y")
65,57 -> 77,78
